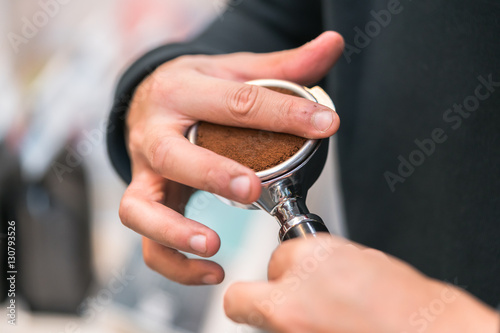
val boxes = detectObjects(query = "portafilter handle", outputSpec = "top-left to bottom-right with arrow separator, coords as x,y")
245,80 -> 334,242
255,138 -> 331,242
268,193 -> 330,242
282,219 -> 330,241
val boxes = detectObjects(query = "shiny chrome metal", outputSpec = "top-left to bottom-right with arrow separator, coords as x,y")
187,79 -> 335,242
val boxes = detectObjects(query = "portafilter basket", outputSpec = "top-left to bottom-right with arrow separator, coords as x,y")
188,79 -> 335,242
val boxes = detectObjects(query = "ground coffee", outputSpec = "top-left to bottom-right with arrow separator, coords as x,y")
196,86 -> 308,172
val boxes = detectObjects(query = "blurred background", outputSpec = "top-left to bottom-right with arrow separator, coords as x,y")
0,1 -> 345,332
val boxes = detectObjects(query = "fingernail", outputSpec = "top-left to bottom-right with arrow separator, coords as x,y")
230,175 -> 251,201
202,274 -> 219,285
312,109 -> 334,132
190,235 -> 207,254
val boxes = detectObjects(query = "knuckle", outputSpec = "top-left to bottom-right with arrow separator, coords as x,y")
275,97 -> 309,133
148,136 -> 175,174
130,79 -> 152,105
225,85 -> 259,119
118,194 -> 134,228
141,72 -> 166,98
179,277 -> 198,286
363,248 -> 390,261
171,260 -> 198,285
168,54 -> 200,68
363,248 -> 382,255
126,126 -> 143,154
278,97 -> 296,120
168,55 -> 191,68
147,72 -> 164,92
157,224 -> 174,248
338,243 -> 360,257
202,165 -> 229,194
140,67 -> 181,103
142,242 -> 157,271
286,99 -> 311,125
150,190 -> 167,205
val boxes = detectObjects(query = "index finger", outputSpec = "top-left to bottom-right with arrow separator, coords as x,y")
119,176 -> 221,257
178,77 -> 339,139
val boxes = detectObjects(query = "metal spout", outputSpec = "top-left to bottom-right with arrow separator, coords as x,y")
253,138 -> 331,242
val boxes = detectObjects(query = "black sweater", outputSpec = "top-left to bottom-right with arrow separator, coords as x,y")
107,0 -> 500,307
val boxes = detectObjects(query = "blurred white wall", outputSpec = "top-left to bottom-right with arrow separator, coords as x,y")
0,1 -> 246,332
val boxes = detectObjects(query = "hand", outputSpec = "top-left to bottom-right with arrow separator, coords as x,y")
118,32 -> 345,285
224,235 -> 500,333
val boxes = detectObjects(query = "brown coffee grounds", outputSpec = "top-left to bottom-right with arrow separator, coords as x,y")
196,86 -> 308,172
265,86 -> 300,96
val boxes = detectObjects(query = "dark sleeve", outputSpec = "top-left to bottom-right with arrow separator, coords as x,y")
107,0 -> 324,183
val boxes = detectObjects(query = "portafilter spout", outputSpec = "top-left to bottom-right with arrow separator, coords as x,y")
188,79 -> 335,242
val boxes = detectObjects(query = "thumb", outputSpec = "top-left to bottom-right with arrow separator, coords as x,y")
224,281 -> 279,329
217,31 -> 345,85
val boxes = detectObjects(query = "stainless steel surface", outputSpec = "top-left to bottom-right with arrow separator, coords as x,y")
187,79 -> 336,242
